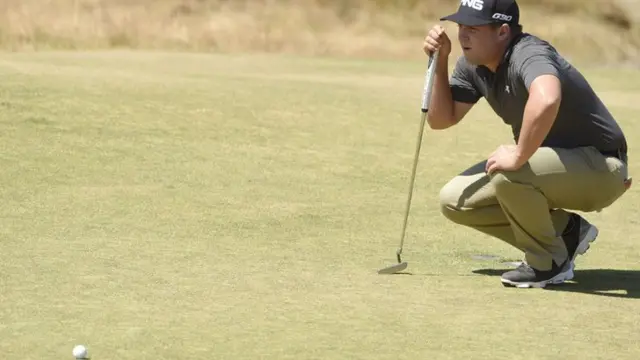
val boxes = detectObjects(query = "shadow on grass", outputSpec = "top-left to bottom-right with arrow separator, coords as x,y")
473,268 -> 640,298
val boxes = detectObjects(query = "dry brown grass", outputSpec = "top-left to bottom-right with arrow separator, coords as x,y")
1,0 -> 640,63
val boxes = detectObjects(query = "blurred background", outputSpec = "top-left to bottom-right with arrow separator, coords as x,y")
1,0 -> 639,64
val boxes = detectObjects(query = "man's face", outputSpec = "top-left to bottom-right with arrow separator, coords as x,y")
457,24 -> 504,66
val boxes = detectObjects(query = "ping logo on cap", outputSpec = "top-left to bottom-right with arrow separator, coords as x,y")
461,0 -> 484,10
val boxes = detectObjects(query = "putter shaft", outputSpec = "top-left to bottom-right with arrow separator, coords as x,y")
394,51 -> 439,263
397,111 -> 427,261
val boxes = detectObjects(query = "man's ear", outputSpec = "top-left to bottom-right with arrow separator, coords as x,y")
498,24 -> 510,40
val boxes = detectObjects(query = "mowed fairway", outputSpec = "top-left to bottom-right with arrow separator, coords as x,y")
1,51 -> 640,359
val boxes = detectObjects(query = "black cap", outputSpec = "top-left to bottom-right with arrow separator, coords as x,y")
440,0 -> 520,26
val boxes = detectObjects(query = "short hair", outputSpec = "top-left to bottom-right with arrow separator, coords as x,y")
491,22 -> 523,37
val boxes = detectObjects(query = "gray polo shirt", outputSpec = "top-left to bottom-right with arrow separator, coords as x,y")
450,33 -> 627,155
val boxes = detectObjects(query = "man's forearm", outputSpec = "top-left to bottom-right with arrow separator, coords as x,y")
427,55 -> 456,129
516,75 -> 562,165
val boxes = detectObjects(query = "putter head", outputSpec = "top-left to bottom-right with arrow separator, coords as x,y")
377,262 -> 408,275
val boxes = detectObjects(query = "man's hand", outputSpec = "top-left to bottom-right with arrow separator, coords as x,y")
485,145 -> 526,175
423,25 -> 452,57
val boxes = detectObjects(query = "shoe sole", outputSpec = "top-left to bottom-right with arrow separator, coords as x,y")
501,267 -> 575,288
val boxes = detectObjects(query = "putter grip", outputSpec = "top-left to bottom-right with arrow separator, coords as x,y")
421,50 -> 440,113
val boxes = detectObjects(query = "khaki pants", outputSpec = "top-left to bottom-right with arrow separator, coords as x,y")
439,146 -> 630,271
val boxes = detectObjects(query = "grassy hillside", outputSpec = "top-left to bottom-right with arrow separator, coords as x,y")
1,0 -> 640,63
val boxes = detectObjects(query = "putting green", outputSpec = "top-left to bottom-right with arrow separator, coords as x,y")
1,51 -> 639,359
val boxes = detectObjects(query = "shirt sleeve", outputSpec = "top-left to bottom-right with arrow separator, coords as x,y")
449,56 -> 482,104
515,43 -> 562,90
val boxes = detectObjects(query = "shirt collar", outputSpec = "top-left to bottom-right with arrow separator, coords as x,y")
499,32 -> 527,68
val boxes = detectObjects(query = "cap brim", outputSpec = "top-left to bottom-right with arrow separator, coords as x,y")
440,12 -> 495,26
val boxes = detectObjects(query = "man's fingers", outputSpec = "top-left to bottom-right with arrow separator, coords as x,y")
426,37 -> 441,48
485,157 -> 494,172
422,24 -> 452,56
427,32 -> 441,46
423,38 -> 441,54
486,162 -> 498,175
429,28 -> 447,44
423,28 -> 444,54
423,42 -> 437,54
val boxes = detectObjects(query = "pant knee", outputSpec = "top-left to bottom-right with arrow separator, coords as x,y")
439,181 -> 468,224
439,170 -> 495,225
489,171 -> 516,194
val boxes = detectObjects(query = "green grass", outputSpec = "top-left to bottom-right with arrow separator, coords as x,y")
1,51 -> 640,359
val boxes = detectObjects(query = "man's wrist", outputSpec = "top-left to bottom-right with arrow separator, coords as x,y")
514,145 -> 532,167
437,52 -> 449,64
435,53 -> 449,74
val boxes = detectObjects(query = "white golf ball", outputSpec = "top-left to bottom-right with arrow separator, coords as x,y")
72,345 -> 88,359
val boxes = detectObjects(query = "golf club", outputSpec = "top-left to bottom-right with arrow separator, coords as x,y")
378,50 -> 439,275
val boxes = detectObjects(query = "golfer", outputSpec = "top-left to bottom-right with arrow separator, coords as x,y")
423,0 -> 632,288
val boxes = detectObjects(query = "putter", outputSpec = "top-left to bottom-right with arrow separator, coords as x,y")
378,50 -> 439,275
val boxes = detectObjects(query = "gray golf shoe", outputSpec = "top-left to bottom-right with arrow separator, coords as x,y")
500,260 -> 574,288
500,213 -> 598,288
